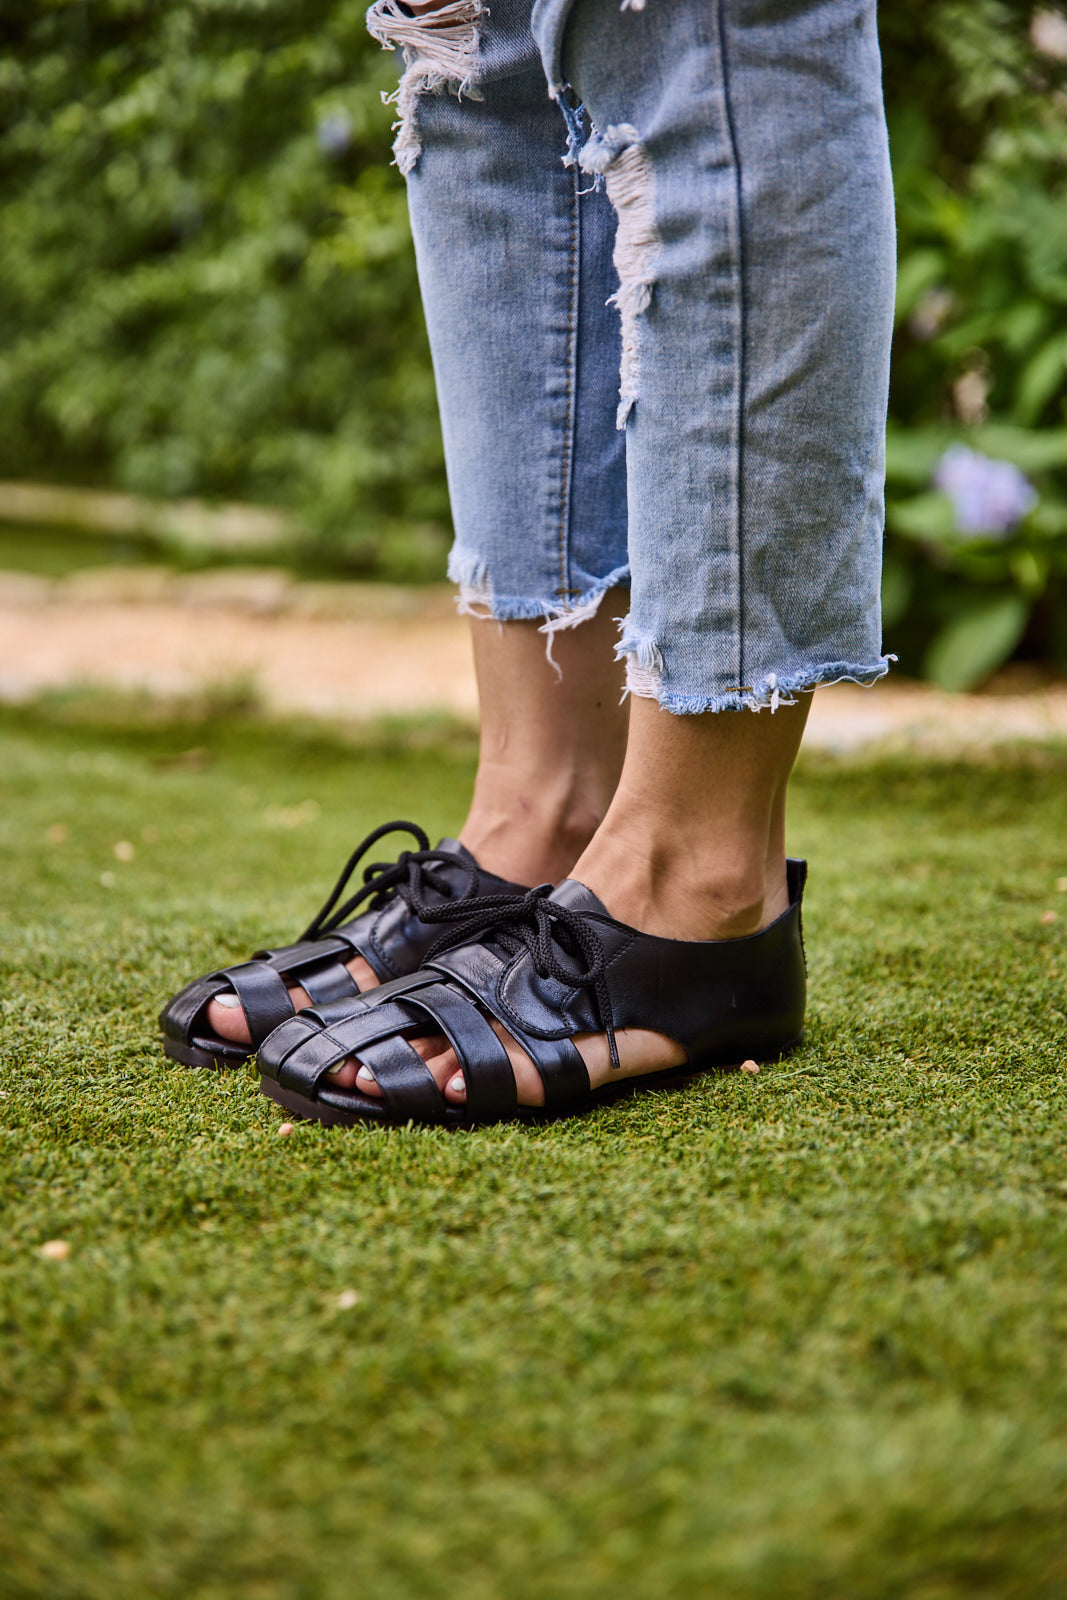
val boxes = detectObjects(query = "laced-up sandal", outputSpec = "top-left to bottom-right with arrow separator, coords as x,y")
257,859 -> 809,1126
158,821 -> 528,1070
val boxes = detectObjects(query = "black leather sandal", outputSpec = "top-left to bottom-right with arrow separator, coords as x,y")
158,821 -> 527,1070
257,859 -> 808,1126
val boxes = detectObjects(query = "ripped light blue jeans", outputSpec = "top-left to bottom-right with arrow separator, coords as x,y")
367,0 -> 896,713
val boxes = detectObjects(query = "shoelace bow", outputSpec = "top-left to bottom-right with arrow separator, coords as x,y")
298,820 -> 478,942
421,883 -> 624,1072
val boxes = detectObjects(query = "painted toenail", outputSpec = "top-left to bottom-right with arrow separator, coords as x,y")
356,1065 -> 376,1085
325,1063 -> 346,1076
215,994 -> 240,1008
447,1073 -> 465,1095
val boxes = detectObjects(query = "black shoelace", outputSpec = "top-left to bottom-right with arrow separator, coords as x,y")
419,883 -> 623,1072
298,820 -> 478,942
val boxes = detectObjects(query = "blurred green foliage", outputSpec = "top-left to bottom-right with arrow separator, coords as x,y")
2,1 -> 1067,679
881,1 -> 1067,684
0,0 -> 445,579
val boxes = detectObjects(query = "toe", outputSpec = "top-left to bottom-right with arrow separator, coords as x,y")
409,1022 -> 544,1108
325,1033 -> 453,1098
206,992 -> 252,1044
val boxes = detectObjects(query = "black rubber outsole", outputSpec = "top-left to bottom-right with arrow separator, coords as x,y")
163,1035 -> 252,1072
259,1034 -> 803,1129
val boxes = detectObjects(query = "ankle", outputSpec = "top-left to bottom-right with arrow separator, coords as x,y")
460,795 -> 607,887
573,819 -> 787,942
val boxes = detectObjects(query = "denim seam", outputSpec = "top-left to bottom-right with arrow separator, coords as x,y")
715,0 -> 746,696
557,162 -> 580,602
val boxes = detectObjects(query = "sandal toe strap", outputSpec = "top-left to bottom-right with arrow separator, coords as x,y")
501,1025 -> 589,1111
354,1033 -> 448,1122
265,998 -> 425,1094
159,973 -> 218,1040
295,960 -> 363,1008
326,982 -> 517,1120
431,968 -> 589,1112
262,981 -> 520,1121
268,1016 -> 351,1091
253,935 -> 379,1001
260,966 -> 593,1122
407,983 -> 517,1120
224,961 -> 298,1044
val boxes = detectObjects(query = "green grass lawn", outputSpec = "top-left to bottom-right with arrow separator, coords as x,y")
1,695 -> 1065,1600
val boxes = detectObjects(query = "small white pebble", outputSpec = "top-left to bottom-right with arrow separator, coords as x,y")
99,871 -> 116,888
336,1289 -> 360,1310
740,1059 -> 760,1074
278,1122 -> 296,1137
1041,910 -> 1059,926
113,840 -> 135,862
39,1240 -> 71,1261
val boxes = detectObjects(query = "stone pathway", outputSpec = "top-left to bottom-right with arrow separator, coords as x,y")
3,565 -> 1066,751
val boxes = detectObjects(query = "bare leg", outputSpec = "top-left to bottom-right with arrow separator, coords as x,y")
573,692 -> 811,941
208,595 -> 629,1044
459,591 -> 628,886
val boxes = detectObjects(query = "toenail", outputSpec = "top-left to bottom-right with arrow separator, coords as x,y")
325,1063 -> 345,1076
447,1073 -> 465,1096
356,1065 -> 376,1085
215,994 -> 240,1008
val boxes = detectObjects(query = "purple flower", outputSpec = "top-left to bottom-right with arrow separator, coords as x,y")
933,445 -> 1037,537
316,112 -> 352,157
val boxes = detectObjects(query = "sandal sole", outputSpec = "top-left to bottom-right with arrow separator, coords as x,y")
259,1036 -> 803,1128
163,1036 -> 251,1072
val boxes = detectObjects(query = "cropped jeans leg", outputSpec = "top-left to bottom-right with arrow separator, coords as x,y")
536,0 -> 897,712
368,0 -> 629,630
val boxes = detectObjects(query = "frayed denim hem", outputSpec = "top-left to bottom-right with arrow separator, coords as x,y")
449,551 -> 631,630
618,648 -> 896,715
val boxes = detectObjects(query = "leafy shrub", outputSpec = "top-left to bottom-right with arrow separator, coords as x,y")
0,0 -> 446,578
882,1 -> 1067,685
